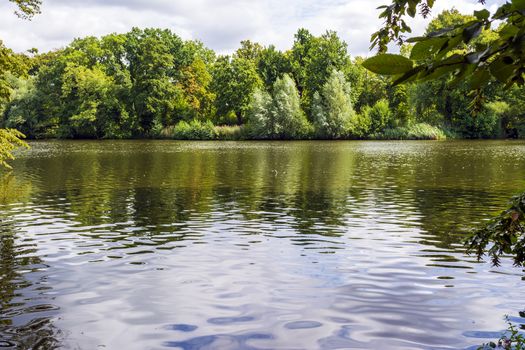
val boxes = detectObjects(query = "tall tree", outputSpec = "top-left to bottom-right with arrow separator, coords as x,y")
0,0 -> 40,168
124,28 -> 188,133
211,55 -> 262,125
0,40 -> 30,167
247,73 -> 311,139
257,45 -> 292,90
311,69 -> 356,138
291,29 -> 351,114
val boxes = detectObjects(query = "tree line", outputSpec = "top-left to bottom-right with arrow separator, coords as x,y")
1,10 -> 525,141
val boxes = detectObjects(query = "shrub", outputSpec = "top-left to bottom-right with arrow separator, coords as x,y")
455,104 -> 503,139
170,119 -> 216,140
364,98 -> 394,134
372,123 -> 447,140
353,112 -> 372,138
215,125 -> 244,140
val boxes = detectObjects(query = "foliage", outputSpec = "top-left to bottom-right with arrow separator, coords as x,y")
362,98 -> 394,133
458,103 -> 501,139
246,74 -> 311,139
367,0 -> 525,92
372,122 -> 447,140
479,316 -> 525,350
466,192 -> 525,267
214,125 -> 244,140
211,55 -> 262,125
8,0 -> 41,19
311,69 -> 356,138
291,29 -> 352,113
168,119 -> 216,140
0,128 -> 28,168
0,39 -> 30,169
1,23 -> 524,142
366,0 -> 525,267
257,45 -> 292,89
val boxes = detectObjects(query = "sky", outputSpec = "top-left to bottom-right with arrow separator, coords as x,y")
0,0 -> 503,56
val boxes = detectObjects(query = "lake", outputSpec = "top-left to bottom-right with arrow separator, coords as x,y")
1,140 -> 525,350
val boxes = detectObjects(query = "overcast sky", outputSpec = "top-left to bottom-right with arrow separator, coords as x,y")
0,0 -> 503,56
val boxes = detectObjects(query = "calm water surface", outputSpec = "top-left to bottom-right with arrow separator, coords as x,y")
1,140 -> 525,350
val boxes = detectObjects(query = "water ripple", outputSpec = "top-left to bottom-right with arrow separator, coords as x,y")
1,140 -> 525,349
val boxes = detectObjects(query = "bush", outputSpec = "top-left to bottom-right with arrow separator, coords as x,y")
215,125 -> 244,140
372,123 -> 447,140
455,104 -> 502,139
364,98 -> 394,134
353,112 -> 372,138
167,119 -> 217,140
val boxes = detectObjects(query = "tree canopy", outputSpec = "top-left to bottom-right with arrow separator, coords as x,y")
366,0 -> 525,92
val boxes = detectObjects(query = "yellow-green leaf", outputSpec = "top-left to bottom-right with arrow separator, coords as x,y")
362,54 -> 414,75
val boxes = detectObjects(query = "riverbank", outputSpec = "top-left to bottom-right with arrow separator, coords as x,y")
21,121 -> 454,141
159,121 -> 450,141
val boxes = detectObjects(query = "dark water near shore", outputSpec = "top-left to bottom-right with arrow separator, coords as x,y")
1,140 -> 525,350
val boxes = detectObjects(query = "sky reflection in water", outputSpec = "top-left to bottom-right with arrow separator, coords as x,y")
0,140 -> 525,349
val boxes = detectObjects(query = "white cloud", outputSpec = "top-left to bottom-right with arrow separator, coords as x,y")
0,0 -> 505,56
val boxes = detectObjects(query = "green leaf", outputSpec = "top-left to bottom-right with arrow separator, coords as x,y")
499,24 -> 520,40
463,22 -> 483,44
436,35 -> 463,60
410,37 -> 448,60
406,36 -> 426,43
489,56 -> 517,82
407,0 -> 417,17
474,9 -> 490,21
362,54 -> 414,75
449,64 -> 476,87
419,64 -> 462,82
494,3 -> 512,19
466,47 -> 490,64
469,68 -> 491,89
392,66 -> 424,85
512,0 -> 525,11
427,26 -> 456,38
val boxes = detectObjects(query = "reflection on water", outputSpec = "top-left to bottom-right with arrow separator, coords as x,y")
1,140 -> 525,349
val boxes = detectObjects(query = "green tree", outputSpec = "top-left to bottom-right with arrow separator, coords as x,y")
178,57 -> 216,121
363,98 -> 394,133
247,73 -> 311,139
0,128 -> 27,168
60,63 -> 129,138
311,69 -> 356,138
124,28 -> 188,134
291,29 -> 352,114
235,40 -> 263,63
0,40 -> 30,167
211,55 -> 262,125
257,45 -> 292,89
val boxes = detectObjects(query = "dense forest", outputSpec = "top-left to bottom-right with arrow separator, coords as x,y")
1,9 -> 525,141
